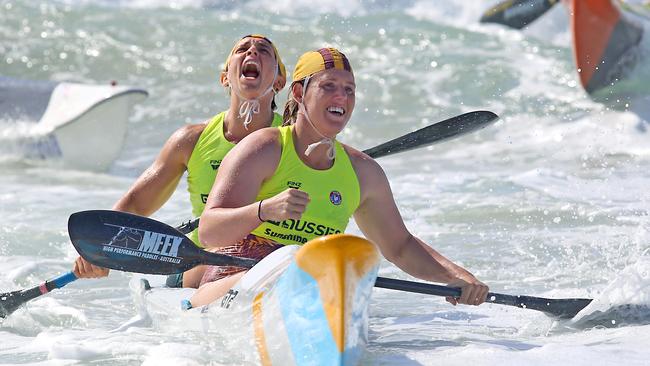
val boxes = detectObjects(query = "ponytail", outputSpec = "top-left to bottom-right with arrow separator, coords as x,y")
282,80 -> 305,126
282,98 -> 299,126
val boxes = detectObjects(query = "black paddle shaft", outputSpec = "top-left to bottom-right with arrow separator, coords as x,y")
363,111 -> 497,157
374,277 -> 593,319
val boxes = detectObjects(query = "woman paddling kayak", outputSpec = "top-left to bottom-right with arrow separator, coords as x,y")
192,47 -> 488,307
73,34 -> 287,288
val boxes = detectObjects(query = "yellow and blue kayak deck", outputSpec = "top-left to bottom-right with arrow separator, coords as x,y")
131,234 -> 380,366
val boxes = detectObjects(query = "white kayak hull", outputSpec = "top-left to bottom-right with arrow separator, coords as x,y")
129,234 -> 380,366
0,77 -> 147,171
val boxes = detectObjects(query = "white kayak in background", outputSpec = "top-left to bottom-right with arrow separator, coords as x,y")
129,234 -> 381,366
0,76 -> 147,171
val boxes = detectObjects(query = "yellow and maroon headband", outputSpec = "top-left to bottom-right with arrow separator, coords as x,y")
292,47 -> 353,83
223,34 -> 286,79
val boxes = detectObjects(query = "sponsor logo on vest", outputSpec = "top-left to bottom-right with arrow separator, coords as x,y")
264,229 -> 308,244
102,224 -> 184,264
201,193 -> 209,204
287,180 -> 302,189
263,219 -> 341,244
329,190 -> 342,205
210,159 -> 222,170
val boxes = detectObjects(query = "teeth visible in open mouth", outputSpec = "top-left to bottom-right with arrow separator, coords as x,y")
242,62 -> 260,78
327,106 -> 345,115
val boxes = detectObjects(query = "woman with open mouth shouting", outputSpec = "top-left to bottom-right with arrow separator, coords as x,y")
73,35 -> 287,289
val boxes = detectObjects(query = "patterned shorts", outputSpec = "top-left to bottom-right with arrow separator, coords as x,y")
199,234 -> 283,286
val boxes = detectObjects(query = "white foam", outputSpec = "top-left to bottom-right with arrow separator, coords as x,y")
573,257 -> 650,322
141,343 -> 211,365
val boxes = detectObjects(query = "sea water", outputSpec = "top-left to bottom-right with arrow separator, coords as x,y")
1,0 -> 650,364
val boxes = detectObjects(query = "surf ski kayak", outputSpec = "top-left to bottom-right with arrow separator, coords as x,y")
569,0 -> 647,94
129,234 -> 380,366
0,76 -> 147,171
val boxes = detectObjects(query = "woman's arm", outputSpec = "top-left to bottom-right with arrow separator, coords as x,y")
199,128 -> 310,248
351,152 -> 488,305
112,124 -> 203,215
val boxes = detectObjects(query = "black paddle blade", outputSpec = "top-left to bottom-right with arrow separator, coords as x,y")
1,285 -> 50,318
1,289 -> 33,318
572,304 -> 650,328
68,210 -> 257,275
362,111 -> 498,158
497,294 -> 593,319
480,0 -> 558,29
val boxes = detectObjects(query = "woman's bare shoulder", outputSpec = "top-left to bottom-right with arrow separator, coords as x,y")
342,143 -> 384,175
174,123 -> 206,145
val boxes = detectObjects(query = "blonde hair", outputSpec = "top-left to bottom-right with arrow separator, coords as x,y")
281,81 -> 304,126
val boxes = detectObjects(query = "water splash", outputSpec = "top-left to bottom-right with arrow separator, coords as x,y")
572,256 -> 650,327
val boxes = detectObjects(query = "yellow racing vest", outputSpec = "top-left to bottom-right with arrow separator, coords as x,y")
186,111 -> 283,245
251,125 -> 360,245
